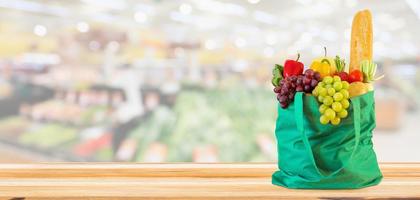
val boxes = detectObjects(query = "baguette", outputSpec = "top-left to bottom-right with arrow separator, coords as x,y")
350,10 -> 373,72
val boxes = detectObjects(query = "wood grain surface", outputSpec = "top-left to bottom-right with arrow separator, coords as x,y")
0,163 -> 419,199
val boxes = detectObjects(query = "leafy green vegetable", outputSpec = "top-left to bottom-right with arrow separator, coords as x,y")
128,106 -> 176,161
334,56 -> 346,72
126,83 -> 277,162
19,124 -> 77,148
271,64 -> 284,87
95,147 -> 113,161
0,117 -> 29,137
360,60 -> 384,82
167,85 -> 276,162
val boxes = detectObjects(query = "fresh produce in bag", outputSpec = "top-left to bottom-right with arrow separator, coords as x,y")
310,47 -> 336,78
271,10 -> 382,189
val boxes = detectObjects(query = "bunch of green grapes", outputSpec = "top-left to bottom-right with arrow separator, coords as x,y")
312,76 -> 350,125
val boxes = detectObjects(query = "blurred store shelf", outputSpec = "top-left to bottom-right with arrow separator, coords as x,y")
0,0 -> 419,162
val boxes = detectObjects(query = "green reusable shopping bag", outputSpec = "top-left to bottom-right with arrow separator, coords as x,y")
272,91 -> 382,189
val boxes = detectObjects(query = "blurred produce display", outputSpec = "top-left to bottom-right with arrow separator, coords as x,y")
0,0 -> 419,162
19,124 -> 77,148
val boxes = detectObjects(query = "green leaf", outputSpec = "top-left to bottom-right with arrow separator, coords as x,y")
334,56 -> 346,72
271,64 -> 284,87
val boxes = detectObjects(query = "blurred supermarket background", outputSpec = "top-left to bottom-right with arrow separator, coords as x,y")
0,0 -> 419,162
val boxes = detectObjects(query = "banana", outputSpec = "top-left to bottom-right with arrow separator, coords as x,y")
350,9 -> 373,72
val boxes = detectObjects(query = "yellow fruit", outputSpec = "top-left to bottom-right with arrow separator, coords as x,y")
320,115 -> 330,125
331,117 -> 341,125
310,58 -> 337,78
348,82 -> 368,98
350,9 -> 373,72
341,99 -> 350,109
338,109 -> 348,118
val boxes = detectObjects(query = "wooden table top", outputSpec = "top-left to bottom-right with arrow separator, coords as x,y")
0,163 -> 419,199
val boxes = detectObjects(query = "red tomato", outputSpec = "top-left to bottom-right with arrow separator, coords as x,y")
348,70 -> 363,83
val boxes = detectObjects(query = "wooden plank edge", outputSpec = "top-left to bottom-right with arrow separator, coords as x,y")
0,163 -> 418,178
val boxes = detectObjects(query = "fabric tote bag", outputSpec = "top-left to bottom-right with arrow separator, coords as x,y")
272,91 -> 382,189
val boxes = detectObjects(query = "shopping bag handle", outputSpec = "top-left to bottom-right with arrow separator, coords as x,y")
294,92 -> 361,179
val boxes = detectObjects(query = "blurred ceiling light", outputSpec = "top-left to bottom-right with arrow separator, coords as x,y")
33,25 -> 47,37
134,11 -> 148,23
194,0 -> 246,16
254,10 -> 276,25
77,22 -> 90,33
170,11 -> 193,23
179,3 -> 192,15
234,37 -> 246,48
0,0 -> 69,17
134,3 -> 155,15
248,0 -> 260,4
170,11 -> 222,31
81,0 -> 126,10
